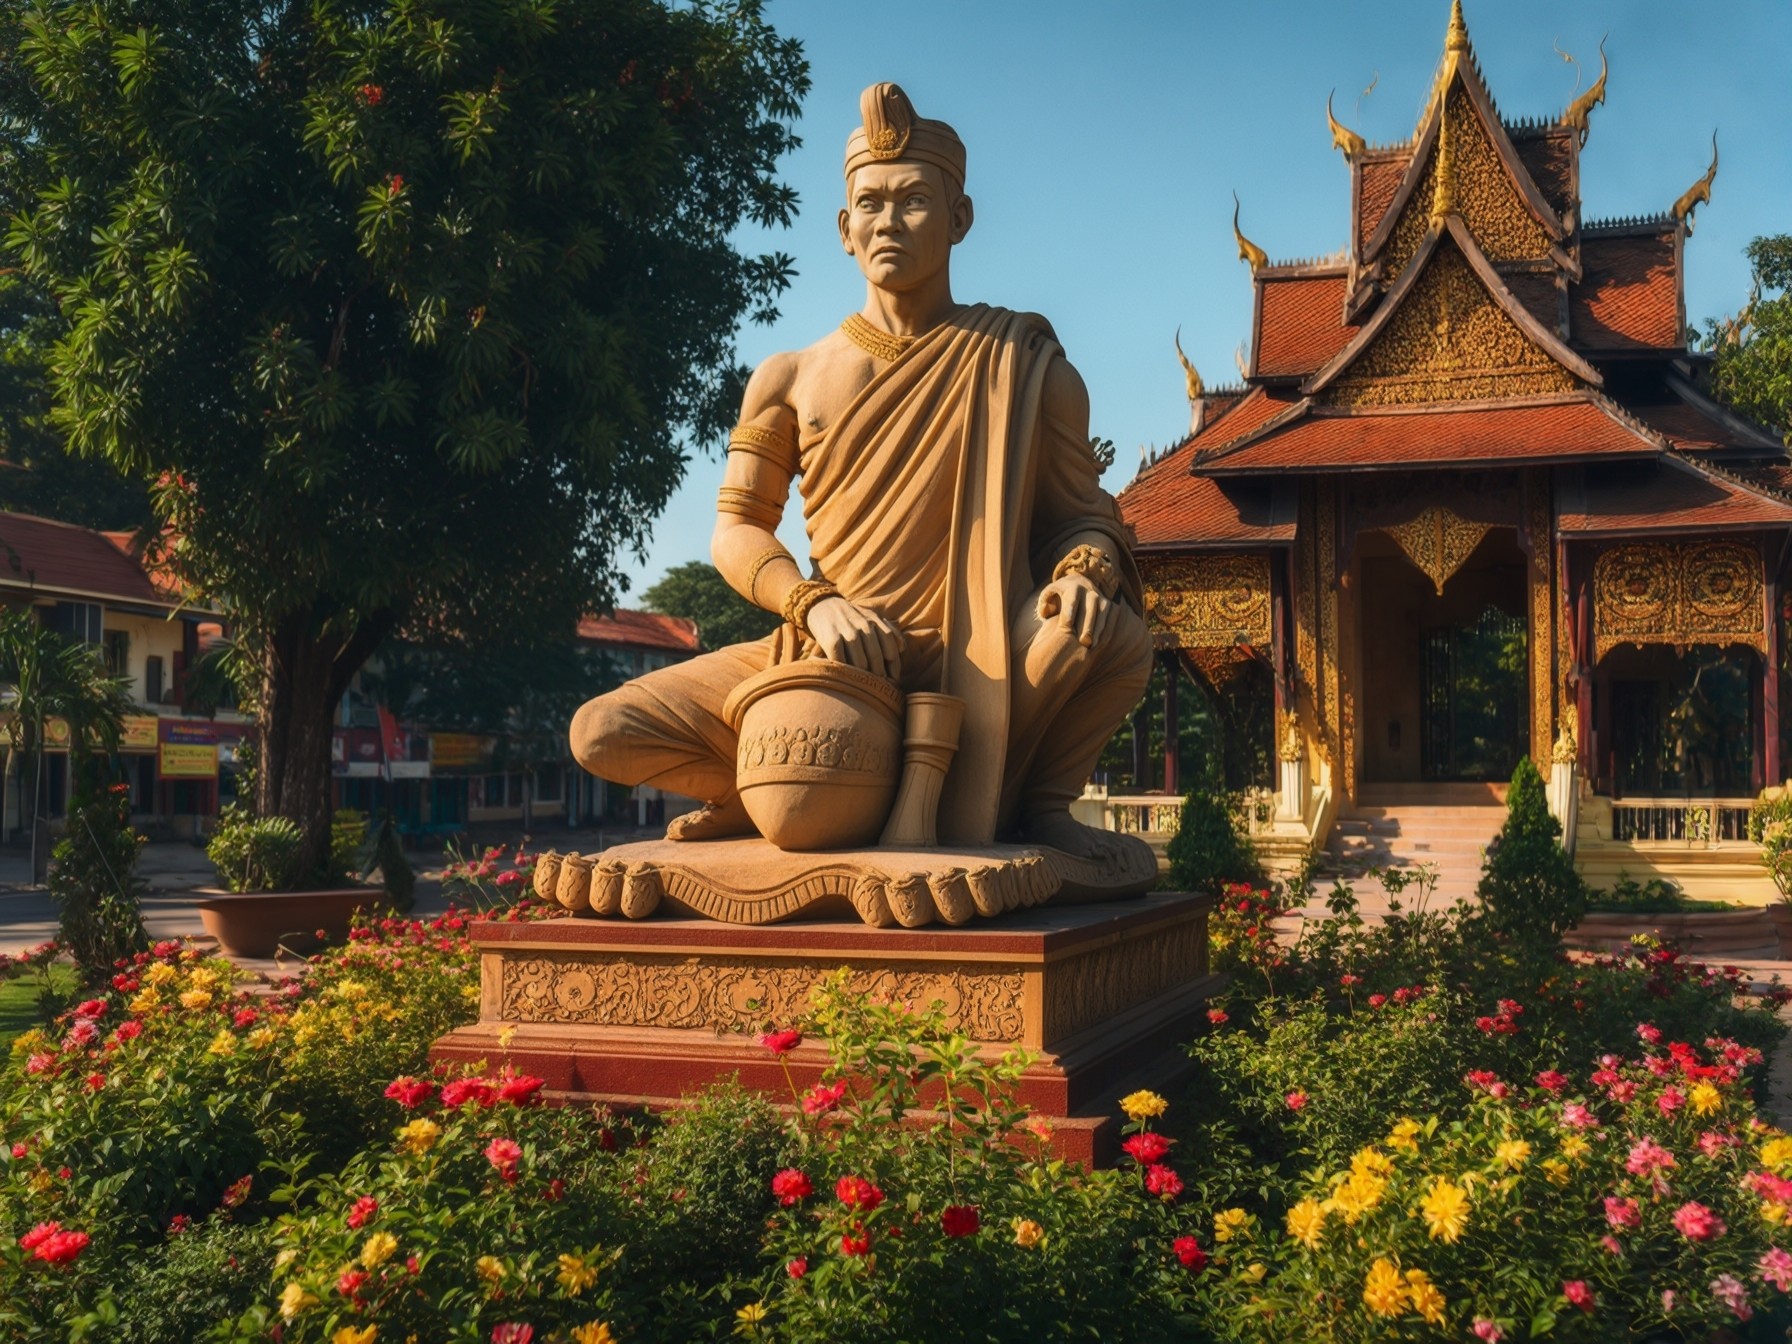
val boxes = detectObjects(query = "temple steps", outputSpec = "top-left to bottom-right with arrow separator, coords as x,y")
1318,791 -> 1508,905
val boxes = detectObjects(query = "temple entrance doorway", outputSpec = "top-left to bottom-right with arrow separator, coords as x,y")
1358,528 -> 1529,785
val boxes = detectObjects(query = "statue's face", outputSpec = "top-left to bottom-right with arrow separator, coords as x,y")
838,161 -> 972,292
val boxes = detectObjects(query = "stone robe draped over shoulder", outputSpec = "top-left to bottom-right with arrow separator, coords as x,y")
792,303 -> 1141,846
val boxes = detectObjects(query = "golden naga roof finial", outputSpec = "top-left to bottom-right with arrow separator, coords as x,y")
1672,132 -> 1719,233
1431,91 -> 1456,219
1174,327 -> 1203,402
1563,35 -> 1608,148
1446,0 -> 1469,54
1326,89 -> 1366,160
1231,192 -> 1268,270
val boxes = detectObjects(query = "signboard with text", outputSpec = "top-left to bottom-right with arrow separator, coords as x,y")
159,720 -> 218,779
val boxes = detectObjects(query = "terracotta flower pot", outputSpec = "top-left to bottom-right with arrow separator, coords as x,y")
723,659 -> 904,851
195,887 -> 379,958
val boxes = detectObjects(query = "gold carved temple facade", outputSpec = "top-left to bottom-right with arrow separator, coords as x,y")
1116,3 -> 1792,896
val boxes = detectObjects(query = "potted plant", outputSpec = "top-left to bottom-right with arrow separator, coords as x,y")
195,805 -> 377,957
1747,785 -> 1792,956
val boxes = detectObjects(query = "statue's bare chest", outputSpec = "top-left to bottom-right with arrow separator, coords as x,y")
786,342 -> 885,440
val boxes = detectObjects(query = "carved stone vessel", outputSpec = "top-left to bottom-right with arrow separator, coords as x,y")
721,659 -> 904,850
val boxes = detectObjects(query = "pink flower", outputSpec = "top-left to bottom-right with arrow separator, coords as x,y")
1637,1022 -> 1663,1045
63,1021 -> 97,1048
491,1326 -> 534,1344
25,1053 -> 55,1075
770,1168 -> 812,1206
1657,1087 -> 1685,1115
940,1205 -> 980,1238
1559,1102 -> 1599,1130
760,1028 -> 802,1055
384,1077 -> 434,1109
484,1137 -> 523,1182
1710,1273 -> 1752,1321
1626,1137 -> 1676,1175
9,1142 -> 27,1159
112,1020 -> 142,1044
1285,1090 -> 1308,1111
1472,1319 -> 1504,1342
1535,1070 -> 1568,1094
1562,1280 -> 1595,1312
1697,1130 -> 1736,1157
1600,1234 -> 1623,1256
440,1078 -> 497,1108
835,1175 -> 884,1212
1672,1201 -> 1726,1241
1608,1080 -> 1637,1103
1604,1196 -> 1641,1229
802,1081 -> 847,1116
1144,1164 -> 1183,1200
1661,1289 -> 1677,1312
1759,1246 -> 1792,1293
73,999 -> 106,1020
1122,1133 -> 1172,1165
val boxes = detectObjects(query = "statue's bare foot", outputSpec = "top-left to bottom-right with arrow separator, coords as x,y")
1024,808 -> 1119,863
666,796 -> 757,842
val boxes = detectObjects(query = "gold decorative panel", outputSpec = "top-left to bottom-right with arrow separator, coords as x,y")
1326,245 -> 1575,408
1526,476 -> 1554,768
1318,480 -> 1344,794
1379,505 -> 1494,595
1142,555 -> 1273,650
1592,542 -> 1766,658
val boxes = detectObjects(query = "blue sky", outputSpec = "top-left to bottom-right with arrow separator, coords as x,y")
618,0 -> 1792,599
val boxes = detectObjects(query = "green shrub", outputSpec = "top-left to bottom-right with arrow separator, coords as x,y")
205,806 -> 304,893
1167,788 -> 1266,893
1750,784 -> 1792,899
69,1218 -> 274,1344
326,809 -> 367,887
1473,757 -> 1587,946
48,779 -> 148,984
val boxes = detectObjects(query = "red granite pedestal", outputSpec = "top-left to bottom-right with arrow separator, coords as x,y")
433,891 -> 1218,1163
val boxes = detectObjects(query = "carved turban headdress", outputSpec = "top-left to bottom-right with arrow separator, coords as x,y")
843,82 -> 966,192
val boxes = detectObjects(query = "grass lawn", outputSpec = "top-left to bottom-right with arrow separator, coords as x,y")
0,962 -> 77,1049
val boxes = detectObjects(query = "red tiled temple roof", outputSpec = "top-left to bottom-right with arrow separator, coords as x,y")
1356,153 -> 1410,251
1557,457 -> 1792,534
1194,395 -> 1664,476
0,512 -> 173,608
1124,474 -> 1297,550
577,609 -> 700,653
1253,273 -> 1357,378
1512,127 -> 1576,220
1571,231 -> 1680,351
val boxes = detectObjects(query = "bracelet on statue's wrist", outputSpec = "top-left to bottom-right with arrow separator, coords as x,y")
782,579 -> 841,638
1052,543 -> 1120,600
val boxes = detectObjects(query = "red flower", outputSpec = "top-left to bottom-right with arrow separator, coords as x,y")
1144,1164 -> 1183,1200
787,1256 -> 808,1278
484,1137 -> 523,1182
1562,1280 -> 1596,1312
337,1267 -> 369,1296
1206,1008 -> 1229,1025
441,1078 -> 497,1108
1671,1201 -> 1726,1241
222,1175 -> 252,1208
84,1072 -> 106,1091
940,1205 -> 980,1238
545,1177 -> 565,1203
73,999 -> 106,1020
387,173 -> 405,196
113,1021 -> 142,1043
760,1028 -> 802,1055
9,1142 -> 27,1159
491,1326 -> 534,1344
358,83 -> 384,106
1173,1235 -> 1206,1271
1122,1132 -> 1172,1165
803,1081 -> 848,1116
840,1229 -> 872,1257
771,1168 -> 813,1206
1637,1023 -> 1663,1045
1285,1091 -> 1308,1111
1604,1196 -> 1641,1230
232,1007 -> 259,1028
18,1221 -> 60,1250
346,1196 -> 379,1229
384,1077 -> 434,1109
167,1214 -> 191,1236
1534,1070 -> 1568,1094
1367,994 -> 1387,1008
496,1074 -> 546,1106
32,1230 -> 89,1265
835,1175 -> 884,1212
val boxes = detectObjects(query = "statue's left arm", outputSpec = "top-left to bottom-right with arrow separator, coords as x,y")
1030,356 -> 1144,648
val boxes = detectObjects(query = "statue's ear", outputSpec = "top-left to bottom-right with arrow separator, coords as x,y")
950,194 -> 974,245
838,206 -> 853,254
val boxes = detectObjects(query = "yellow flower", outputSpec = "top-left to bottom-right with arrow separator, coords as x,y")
1213,1208 -> 1253,1243
476,1255 -> 506,1285
1493,1139 -> 1531,1169
498,1025 -> 518,1050
1761,1135 -> 1792,1170
275,1247 -> 299,1270
280,1282 -> 318,1320
461,985 -> 481,1004
1351,1146 -> 1394,1179
1363,1257 -> 1406,1315
144,962 -> 178,987
1542,1157 -> 1571,1187
333,1328 -> 377,1344
187,967 -> 221,991
1328,1168 -> 1387,1223
1285,1198 -> 1326,1249
1241,1262 -> 1267,1283
208,1029 -> 237,1057
360,1232 -> 399,1268
735,1302 -> 769,1326
1404,1268 -> 1447,1326
1559,1134 -> 1590,1161
1386,1118 -> 1422,1154
248,1026 -> 279,1049
1419,1178 -> 1470,1243
557,1253 -> 599,1296
1012,1218 -> 1045,1249
569,1327 -> 615,1344
179,988 -> 214,1011
1690,1082 -> 1722,1116
1120,1090 -> 1168,1122
334,980 -> 369,1000
129,989 -> 161,1015
10,1028 -> 49,1056
396,1118 -> 441,1155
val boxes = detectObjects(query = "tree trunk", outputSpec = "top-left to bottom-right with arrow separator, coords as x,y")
256,612 -> 394,882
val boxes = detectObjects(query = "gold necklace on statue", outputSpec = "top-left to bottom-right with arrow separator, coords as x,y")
839,313 -> 918,362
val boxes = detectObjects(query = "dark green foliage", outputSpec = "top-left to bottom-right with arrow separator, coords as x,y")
644,559 -> 781,651
48,775 -> 149,981
205,806 -> 305,894
71,1220 -> 275,1344
1166,787 -> 1266,893
326,809 -> 366,887
1709,234 -> 1792,442
1473,756 -> 1587,945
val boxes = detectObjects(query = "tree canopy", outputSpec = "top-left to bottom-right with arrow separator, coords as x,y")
644,559 -> 779,651
1709,234 -> 1792,444
0,0 -> 808,866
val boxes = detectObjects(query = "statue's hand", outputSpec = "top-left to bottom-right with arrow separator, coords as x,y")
1037,573 -> 1112,649
808,596 -> 904,681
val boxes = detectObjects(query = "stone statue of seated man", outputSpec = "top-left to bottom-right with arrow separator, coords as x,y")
552,83 -> 1156,927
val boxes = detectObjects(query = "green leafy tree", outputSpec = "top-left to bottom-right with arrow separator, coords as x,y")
1709,234 -> 1792,443
0,0 -> 808,875
50,771 -> 149,982
643,559 -> 779,651
1473,755 -> 1587,947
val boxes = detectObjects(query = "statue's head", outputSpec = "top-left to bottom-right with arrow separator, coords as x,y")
839,83 -> 974,292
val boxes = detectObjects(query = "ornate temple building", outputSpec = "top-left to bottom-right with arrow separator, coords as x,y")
1115,3 -> 1792,897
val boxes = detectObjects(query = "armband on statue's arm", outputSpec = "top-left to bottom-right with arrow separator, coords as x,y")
1051,543 -> 1120,601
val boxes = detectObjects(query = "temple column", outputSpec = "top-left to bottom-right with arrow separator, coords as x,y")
1767,557 -> 1782,789
1162,652 -> 1181,796
1131,697 -> 1150,790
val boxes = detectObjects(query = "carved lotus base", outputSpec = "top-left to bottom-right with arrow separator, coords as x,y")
531,833 -> 1159,929
433,891 -> 1218,1163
